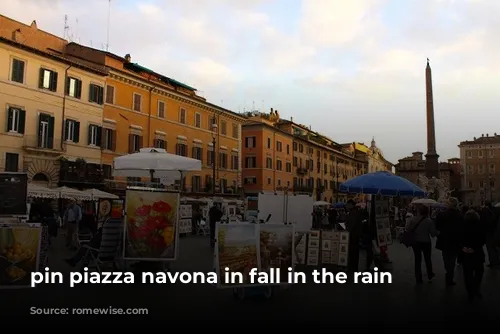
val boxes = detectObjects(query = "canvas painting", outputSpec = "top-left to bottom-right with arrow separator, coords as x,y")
322,231 -> 334,240
308,238 -> 319,248
339,243 -> 348,255
308,248 -> 319,257
259,224 -> 294,283
307,256 -> 318,266
332,232 -> 340,241
340,232 -> 349,244
321,239 -> 331,250
331,241 -> 339,252
338,254 -> 348,267
309,231 -> 320,240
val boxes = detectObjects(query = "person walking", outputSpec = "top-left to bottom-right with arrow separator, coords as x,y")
209,201 -> 223,250
481,200 -> 500,268
435,197 -> 464,286
461,209 -> 486,302
346,199 -> 363,271
406,205 -> 437,284
63,198 -> 82,249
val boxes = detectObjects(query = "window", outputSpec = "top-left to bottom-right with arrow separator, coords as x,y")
245,137 -> 256,148
299,144 -> 303,153
267,177 -> 271,185
65,77 -> 82,98
293,142 -> 297,151
154,138 -> 166,149
133,93 -> 142,112
6,107 -> 25,134
128,134 -> 142,153
276,141 -> 282,152
103,128 -> 115,150
194,113 -> 201,128
480,181 -> 484,188
468,181 -> 473,188
192,147 -> 203,161
479,150 -> 484,158
220,120 -> 227,135
266,157 -> 273,169
245,157 -> 256,168
179,108 -> 186,124
4,153 -> 19,172
286,144 -> 290,154
276,160 -> 282,171
157,101 -> 165,118
105,85 -> 115,104
293,157 -> 298,167
286,162 -> 292,173
219,152 -> 228,169
87,124 -> 102,146
232,123 -> 239,139
38,114 -> 55,149
89,84 -> 104,104
64,119 -> 80,143
11,58 -> 25,83
192,175 -> 202,192
231,155 -> 238,170
267,138 -> 271,149
207,148 -> 214,166
244,177 -> 257,185
39,68 -> 58,92
176,143 -> 187,156
209,116 -> 216,130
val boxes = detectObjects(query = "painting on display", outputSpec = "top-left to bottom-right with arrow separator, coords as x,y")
215,223 -> 260,288
374,196 -> 392,247
0,226 -> 41,288
259,224 -> 294,283
98,199 -> 124,221
293,231 -> 307,265
123,190 -> 179,261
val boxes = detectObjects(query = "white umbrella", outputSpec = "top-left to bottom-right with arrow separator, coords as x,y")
313,201 -> 330,206
411,198 -> 437,205
113,148 -> 202,180
53,186 -> 92,201
85,188 -> 119,200
27,184 -> 59,199
495,202 -> 500,208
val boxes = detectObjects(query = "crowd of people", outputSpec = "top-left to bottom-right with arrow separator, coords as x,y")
404,198 -> 499,302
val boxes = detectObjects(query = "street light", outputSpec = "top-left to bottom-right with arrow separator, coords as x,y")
212,122 -> 218,196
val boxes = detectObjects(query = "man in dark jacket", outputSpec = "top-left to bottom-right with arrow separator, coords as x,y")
346,200 -> 363,271
209,202 -> 223,250
480,201 -> 499,268
435,197 -> 464,286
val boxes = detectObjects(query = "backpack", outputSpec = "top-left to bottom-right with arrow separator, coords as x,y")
400,217 -> 425,248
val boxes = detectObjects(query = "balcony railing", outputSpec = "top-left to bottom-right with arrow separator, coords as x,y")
296,167 -> 308,175
293,186 -> 314,193
23,135 -> 63,152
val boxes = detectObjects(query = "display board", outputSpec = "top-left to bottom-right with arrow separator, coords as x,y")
257,193 -> 313,230
299,230 -> 350,267
214,223 -> 295,288
123,190 -> 179,261
179,204 -> 193,234
375,196 -> 392,247
0,225 -> 41,288
294,231 -> 307,265
306,230 -> 320,266
0,173 -> 28,216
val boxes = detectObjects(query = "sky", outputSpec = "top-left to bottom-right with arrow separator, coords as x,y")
3,0 -> 499,163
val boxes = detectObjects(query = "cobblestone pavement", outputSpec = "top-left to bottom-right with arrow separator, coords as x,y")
3,232 -> 500,320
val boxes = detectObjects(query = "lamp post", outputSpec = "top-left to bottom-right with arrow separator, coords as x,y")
212,122 -> 218,196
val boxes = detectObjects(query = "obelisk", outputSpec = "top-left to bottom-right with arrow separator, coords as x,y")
425,58 -> 439,178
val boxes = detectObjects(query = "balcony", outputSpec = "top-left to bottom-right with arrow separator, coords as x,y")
23,135 -> 63,155
59,160 -> 105,186
297,167 -> 308,175
293,185 -> 314,193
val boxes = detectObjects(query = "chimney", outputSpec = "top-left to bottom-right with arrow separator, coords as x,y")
125,54 -> 131,63
290,117 -> 293,122
270,107 -> 273,113
30,20 -> 37,30
11,28 -> 21,42
474,137 -> 476,140
482,134 -> 484,137
486,133 -> 489,137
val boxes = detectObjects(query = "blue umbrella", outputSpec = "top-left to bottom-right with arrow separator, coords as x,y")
333,202 -> 345,208
339,171 -> 426,197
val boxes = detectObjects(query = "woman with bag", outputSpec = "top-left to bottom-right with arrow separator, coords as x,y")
405,205 -> 437,284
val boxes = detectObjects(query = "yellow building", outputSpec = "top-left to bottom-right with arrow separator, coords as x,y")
0,18 -> 107,187
66,44 -> 246,195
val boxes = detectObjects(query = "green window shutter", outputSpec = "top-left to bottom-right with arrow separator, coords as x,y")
38,68 -> 45,88
74,121 -> 80,143
64,120 -> 69,140
96,126 -> 102,147
76,79 -> 82,99
50,71 -> 58,92
47,116 -> 55,149
65,77 -> 70,95
6,108 -> 13,131
18,109 -> 26,134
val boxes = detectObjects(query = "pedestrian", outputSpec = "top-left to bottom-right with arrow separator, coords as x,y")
481,200 -> 500,268
406,205 -> 437,284
209,200 -> 223,250
461,209 -> 486,302
435,197 -> 463,286
63,198 -> 82,249
346,199 -> 363,271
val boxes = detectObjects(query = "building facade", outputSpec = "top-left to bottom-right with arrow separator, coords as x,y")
459,134 -> 500,205
342,139 -> 393,174
241,110 -> 367,202
0,17 -> 107,187
395,151 -> 460,198
66,44 -> 245,195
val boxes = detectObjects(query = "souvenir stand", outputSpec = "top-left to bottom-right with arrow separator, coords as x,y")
179,198 -> 193,235
339,171 -> 427,270
0,173 -> 43,289
113,148 -> 202,271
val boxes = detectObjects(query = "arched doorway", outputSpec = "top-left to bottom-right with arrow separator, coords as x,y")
32,173 -> 49,187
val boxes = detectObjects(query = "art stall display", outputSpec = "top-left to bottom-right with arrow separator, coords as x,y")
338,232 -> 350,267
123,190 -> 179,261
374,196 -> 392,247
293,231 -> 307,265
306,230 -> 320,266
259,224 -> 294,283
98,199 -> 124,221
0,173 -> 28,216
257,193 -> 313,230
179,204 -> 193,234
0,225 -> 41,288
215,223 -> 260,288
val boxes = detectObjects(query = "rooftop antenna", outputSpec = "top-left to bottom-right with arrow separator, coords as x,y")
75,18 -> 79,42
106,0 -> 111,51
63,15 -> 69,40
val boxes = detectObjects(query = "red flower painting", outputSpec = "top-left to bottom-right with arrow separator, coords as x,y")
126,192 -> 178,259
